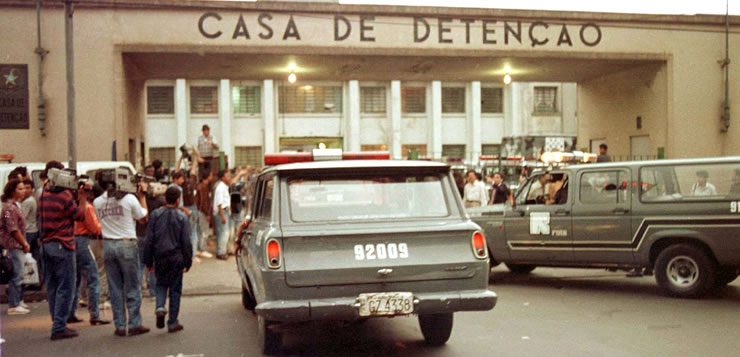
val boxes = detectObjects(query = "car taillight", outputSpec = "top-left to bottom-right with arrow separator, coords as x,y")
471,231 -> 487,259
266,239 -> 281,269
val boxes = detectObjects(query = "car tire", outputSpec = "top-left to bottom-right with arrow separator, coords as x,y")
714,267 -> 739,288
655,244 -> 716,298
418,313 -> 454,346
241,281 -> 256,311
257,314 -> 281,355
505,263 -> 536,274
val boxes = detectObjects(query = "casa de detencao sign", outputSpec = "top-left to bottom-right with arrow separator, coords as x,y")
197,12 -> 603,48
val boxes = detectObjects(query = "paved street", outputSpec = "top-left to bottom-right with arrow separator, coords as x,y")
2,264 -> 739,356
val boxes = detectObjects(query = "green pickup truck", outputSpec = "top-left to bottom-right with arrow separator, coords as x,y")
469,157 -> 740,299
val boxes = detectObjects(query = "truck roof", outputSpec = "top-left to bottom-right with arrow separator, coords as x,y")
565,156 -> 740,171
263,160 -> 449,174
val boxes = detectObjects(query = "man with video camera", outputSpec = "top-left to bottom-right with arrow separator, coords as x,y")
93,169 -> 150,337
38,161 -> 92,340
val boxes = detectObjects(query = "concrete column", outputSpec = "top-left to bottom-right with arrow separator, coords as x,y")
430,81 -> 442,160
348,80 -> 361,152
469,81 -> 482,165
175,79 -> 188,149
390,80 -> 402,160
219,79 -> 233,167
262,79 -> 277,154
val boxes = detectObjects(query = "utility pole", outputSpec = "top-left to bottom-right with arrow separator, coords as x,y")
65,0 -> 77,170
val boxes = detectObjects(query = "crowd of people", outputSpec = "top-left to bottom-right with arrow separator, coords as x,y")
1,148 -> 261,340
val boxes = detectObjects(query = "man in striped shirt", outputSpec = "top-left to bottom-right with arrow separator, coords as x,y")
38,161 -> 90,341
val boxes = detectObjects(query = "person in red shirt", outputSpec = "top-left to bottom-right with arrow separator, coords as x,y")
68,193 -> 111,326
1,178 -> 31,315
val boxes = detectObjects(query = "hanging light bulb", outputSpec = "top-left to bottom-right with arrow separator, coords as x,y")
503,73 -> 512,85
288,72 -> 297,84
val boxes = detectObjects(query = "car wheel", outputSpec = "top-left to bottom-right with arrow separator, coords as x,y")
257,314 -> 281,355
714,267 -> 739,288
505,263 -> 536,274
241,281 -> 256,311
655,244 -> 716,298
418,313 -> 454,346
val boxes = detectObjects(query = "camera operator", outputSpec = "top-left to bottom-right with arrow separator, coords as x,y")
38,161 -> 91,340
93,172 -> 150,337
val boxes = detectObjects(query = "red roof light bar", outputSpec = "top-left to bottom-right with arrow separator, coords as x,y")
264,151 -> 390,166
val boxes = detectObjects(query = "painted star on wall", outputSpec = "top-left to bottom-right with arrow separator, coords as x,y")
3,69 -> 18,86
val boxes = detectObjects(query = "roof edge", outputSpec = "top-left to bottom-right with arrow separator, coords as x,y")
3,0 -> 739,27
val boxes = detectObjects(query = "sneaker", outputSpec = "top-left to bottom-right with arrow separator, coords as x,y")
167,324 -> 184,333
50,328 -> 79,341
19,301 -> 29,309
200,251 -> 213,258
114,328 -> 127,337
7,306 -> 30,315
127,326 -> 150,337
155,308 -> 167,329
216,254 -> 228,261
100,301 -> 112,310
193,256 -> 202,264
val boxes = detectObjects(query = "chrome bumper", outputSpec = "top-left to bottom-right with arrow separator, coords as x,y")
256,289 -> 497,322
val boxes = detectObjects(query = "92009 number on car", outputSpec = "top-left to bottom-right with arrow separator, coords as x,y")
354,243 -> 409,260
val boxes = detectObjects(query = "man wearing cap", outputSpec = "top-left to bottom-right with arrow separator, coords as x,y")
194,125 -> 219,174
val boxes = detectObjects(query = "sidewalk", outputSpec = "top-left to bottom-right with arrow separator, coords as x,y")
2,254 -> 242,303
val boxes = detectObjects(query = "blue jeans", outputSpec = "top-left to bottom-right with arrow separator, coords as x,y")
137,237 -> 156,297
214,214 -> 230,256
71,236 -> 101,320
7,249 -> 25,308
155,272 -> 183,327
26,231 -> 43,284
42,241 -> 76,334
104,239 -> 143,330
188,205 -> 200,257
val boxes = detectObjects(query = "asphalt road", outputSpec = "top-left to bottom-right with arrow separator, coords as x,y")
2,266 -> 739,357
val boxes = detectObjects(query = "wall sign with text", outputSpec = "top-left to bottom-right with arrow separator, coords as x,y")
0,64 -> 29,130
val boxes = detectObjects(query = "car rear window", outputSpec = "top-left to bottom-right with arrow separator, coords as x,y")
287,173 -> 450,222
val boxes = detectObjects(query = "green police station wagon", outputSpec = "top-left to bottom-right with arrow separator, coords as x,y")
236,150 -> 496,354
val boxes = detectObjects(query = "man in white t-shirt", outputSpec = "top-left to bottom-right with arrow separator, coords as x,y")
212,170 -> 231,260
463,170 -> 488,208
691,170 -> 717,197
94,184 -> 149,337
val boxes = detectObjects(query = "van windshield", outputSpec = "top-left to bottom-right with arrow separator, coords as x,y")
287,173 -> 450,222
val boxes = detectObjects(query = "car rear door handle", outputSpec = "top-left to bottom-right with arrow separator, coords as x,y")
554,209 -> 570,216
612,208 -> 630,215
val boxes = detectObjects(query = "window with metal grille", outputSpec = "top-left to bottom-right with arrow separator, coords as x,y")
279,85 -> 343,114
360,87 -> 386,114
481,87 -> 503,113
232,86 -> 261,115
442,145 -> 466,159
533,86 -> 558,114
190,86 -> 219,114
148,147 -> 176,169
234,146 -> 263,167
442,87 -> 465,113
402,86 -> 426,114
361,144 -> 388,151
146,86 -> 174,115
482,144 -> 501,156
401,144 -> 427,159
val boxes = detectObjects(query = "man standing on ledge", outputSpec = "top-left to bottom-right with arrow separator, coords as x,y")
195,124 -> 219,174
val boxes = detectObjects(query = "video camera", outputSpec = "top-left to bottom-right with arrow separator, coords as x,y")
179,144 -> 194,162
134,173 -> 167,197
47,168 -> 90,191
99,168 -> 138,194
